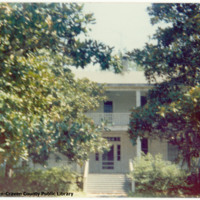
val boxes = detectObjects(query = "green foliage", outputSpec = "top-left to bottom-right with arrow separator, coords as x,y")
0,51 -> 110,167
130,154 -> 189,196
0,3 -> 122,72
0,167 -> 80,194
0,3 -> 117,174
128,4 -> 200,169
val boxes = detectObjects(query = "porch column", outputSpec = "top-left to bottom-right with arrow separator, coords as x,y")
136,90 -> 141,158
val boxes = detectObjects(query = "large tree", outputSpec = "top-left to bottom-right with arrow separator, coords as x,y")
128,4 -> 200,170
0,3 -> 121,177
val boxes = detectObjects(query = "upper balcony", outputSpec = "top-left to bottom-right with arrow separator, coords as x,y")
85,112 -> 130,128
73,71 -> 151,131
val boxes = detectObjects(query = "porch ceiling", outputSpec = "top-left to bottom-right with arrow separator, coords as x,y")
105,90 -> 148,96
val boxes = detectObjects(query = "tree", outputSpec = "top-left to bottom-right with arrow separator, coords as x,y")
128,4 -> 200,170
0,3 -> 121,177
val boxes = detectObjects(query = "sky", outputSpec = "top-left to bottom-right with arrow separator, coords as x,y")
83,3 -> 157,52
72,2 -> 158,71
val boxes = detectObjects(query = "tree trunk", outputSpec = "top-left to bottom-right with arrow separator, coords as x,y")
5,163 -> 13,178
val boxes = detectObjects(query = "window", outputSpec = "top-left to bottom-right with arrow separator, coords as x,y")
168,143 -> 178,162
141,96 -> 147,107
102,145 -> 114,161
104,101 -> 113,113
141,138 -> 148,154
95,153 -> 99,161
104,137 -> 120,142
117,145 -> 121,161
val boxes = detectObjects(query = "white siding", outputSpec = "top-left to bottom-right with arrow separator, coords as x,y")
149,139 -> 168,160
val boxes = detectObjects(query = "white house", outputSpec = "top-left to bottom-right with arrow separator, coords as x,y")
74,70 -> 178,194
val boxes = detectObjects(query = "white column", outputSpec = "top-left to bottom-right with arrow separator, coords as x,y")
136,137 -> 141,158
136,90 -> 141,158
136,90 -> 141,107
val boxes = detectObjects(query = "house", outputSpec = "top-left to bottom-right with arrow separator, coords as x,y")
74,70 -> 178,194
30,70 -> 178,194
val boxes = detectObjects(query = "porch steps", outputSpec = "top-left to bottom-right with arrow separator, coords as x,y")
86,173 -> 130,194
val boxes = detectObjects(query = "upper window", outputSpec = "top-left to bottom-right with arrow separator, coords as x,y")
104,101 -> 113,113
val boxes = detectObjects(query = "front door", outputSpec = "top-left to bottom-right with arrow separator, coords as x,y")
89,136 -> 123,173
102,145 -> 114,170
100,137 -> 122,173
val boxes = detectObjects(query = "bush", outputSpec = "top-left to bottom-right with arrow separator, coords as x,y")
186,171 -> 200,196
129,153 -> 189,196
0,166 -> 80,195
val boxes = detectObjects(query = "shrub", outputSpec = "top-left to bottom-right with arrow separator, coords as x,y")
129,153 -> 189,196
186,171 -> 200,196
0,166 -> 80,195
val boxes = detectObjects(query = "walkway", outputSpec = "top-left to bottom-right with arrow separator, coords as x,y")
86,193 -> 128,198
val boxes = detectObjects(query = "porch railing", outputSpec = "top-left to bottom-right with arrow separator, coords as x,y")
85,113 -> 130,126
83,160 -> 89,193
129,159 -> 135,193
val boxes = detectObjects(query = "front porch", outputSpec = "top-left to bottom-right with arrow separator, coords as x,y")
82,131 -> 138,194
81,132 -> 169,194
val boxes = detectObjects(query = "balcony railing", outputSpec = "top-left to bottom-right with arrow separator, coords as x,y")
86,113 -> 130,126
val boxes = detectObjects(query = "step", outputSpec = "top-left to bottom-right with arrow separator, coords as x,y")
86,173 -> 130,194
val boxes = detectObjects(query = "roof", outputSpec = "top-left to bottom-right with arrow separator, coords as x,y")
74,70 -> 149,85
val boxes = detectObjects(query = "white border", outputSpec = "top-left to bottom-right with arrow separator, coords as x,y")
0,0 -> 199,3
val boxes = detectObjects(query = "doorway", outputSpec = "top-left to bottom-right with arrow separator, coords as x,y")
102,145 -> 114,170
101,137 -> 122,173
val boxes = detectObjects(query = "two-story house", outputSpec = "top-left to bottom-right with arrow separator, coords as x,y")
74,70 -> 177,194
31,70 -> 178,194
